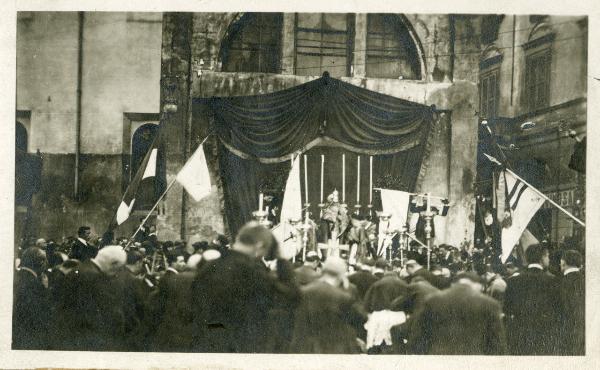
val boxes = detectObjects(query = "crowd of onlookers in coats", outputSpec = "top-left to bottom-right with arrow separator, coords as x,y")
13,223 -> 584,355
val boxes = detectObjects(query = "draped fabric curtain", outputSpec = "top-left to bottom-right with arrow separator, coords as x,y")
195,74 -> 436,235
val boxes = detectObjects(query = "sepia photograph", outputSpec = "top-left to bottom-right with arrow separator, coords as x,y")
4,1 -> 596,368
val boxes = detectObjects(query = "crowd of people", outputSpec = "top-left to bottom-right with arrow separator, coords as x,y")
13,223 -> 584,355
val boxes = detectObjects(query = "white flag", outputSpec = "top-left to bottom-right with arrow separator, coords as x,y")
142,148 -> 158,179
500,170 -> 545,262
176,144 -> 212,201
274,156 -> 303,259
380,189 -> 411,231
116,199 -> 136,225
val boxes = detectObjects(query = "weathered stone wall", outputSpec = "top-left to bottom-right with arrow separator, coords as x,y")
16,12 -> 163,243
176,13 -> 482,246
17,12 -> 484,248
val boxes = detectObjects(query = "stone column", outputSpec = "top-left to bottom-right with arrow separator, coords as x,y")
280,13 -> 296,75
156,12 -> 193,241
353,13 -> 367,77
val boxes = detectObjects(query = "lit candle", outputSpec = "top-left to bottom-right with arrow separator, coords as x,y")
356,155 -> 361,204
259,193 -> 264,211
369,156 -> 373,204
342,154 -> 346,203
304,155 -> 309,204
320,155 -> 324,203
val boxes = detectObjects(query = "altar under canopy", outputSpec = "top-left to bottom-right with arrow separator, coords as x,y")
192,73 -> 438,235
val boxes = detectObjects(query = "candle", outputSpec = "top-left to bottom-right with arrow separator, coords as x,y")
320,155 -> 324,203
304,155 -> 309,204
369,156 -> 373,204
426,193 -> 431,213
342,154 -> 346,203
356,155 -> 361,204
259,193 -> 264,211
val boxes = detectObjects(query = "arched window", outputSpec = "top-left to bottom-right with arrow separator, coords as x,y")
295,13 -> 354,77
131,123 -> 159,178
16,121 -> 27,153
221,13 -> 283,73
365,14 -> 422,80
131,123 -> 164,209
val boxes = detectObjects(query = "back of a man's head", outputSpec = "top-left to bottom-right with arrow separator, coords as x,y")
235,222 -> 278,259
375,258 -> 388,271
94,245 -> 126,276
126,250 -> 143,265
562,249 -> 583,268
453,272 -> 484,292
20,247 -> 47,274
525,244 -> 547,265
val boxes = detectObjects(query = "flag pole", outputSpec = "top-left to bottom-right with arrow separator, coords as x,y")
126,177 -> 178,247
373,188 -> 447,200
126,132 -> 215,247
506,168 -> 585,227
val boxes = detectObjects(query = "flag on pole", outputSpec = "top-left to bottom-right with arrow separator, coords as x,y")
499,170 -> 545,262
176,144 -> 212,201
273,156 -> 303,259
110,127 -> 163,230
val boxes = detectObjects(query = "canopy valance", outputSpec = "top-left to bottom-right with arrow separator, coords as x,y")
195,73 -> 435,163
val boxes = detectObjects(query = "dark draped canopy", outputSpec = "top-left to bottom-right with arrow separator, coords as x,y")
193,73 -> 437,235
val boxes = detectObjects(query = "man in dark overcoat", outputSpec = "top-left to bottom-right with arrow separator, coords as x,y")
409,272 -> 507,355
504,244 -> 562,355
191,222 -> 300,353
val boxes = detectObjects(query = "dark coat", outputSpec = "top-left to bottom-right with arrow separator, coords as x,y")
150,270 -> 196,352
560,270 -> 585,355
289,280 -> 367,354
12,269 -> 50,349
409,284 -> 507,355
363,276 -> 408,312
115,268 -> 155,351
503,267 -> 562,355
294,265 -> 321,286
54,260 -> 126,351
191,250 -> 300,353
69,239 -> 97,262
348,270 -> 378,300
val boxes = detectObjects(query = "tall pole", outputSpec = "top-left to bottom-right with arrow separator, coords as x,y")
127,177 -> 178,247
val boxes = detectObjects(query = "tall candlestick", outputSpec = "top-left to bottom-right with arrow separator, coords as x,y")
342,154 -> 346,203
356,155 -> 361,204
259,193 -> 264,211
304,155 -> 309,204
320,155 -> 324,203
369,156 -> 373,204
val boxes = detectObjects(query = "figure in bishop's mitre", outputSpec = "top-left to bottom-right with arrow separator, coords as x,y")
316,189 -> 349,257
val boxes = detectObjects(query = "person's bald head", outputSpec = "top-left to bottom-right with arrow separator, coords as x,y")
93,245 -> 126,276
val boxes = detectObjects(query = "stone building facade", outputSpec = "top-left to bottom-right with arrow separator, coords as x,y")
476,15 -> 587,247
17,11 -> 507,248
